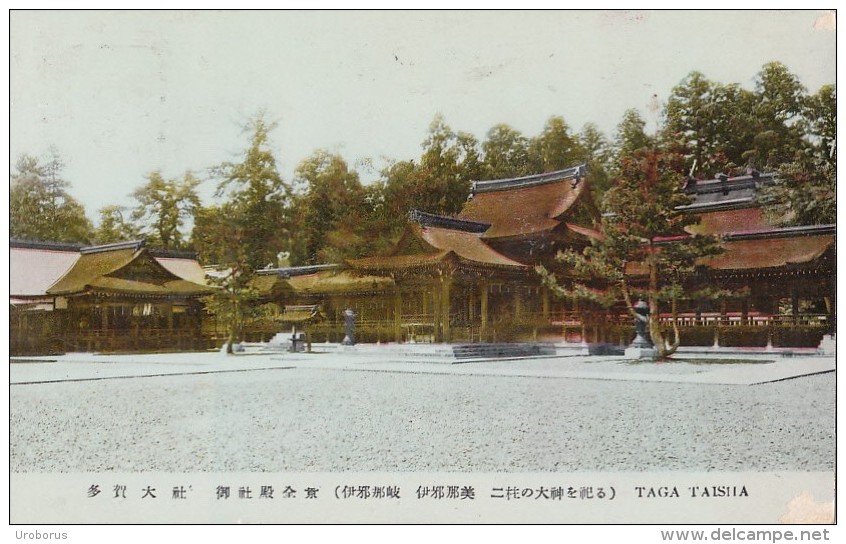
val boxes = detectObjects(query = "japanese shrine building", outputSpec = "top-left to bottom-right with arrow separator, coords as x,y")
10,165 -> 834,354
254,165 -> 601,344
255,165 -> 834,348
10,239 -> 214,354
675,171 -> 835,344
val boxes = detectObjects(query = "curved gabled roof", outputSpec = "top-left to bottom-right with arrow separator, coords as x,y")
418,225 -> 526,267
11,240 -> 212,298
47,246 -> 213,297
156,257 -> 209,286
348,251 -> 453,271
706,234 -> 834,271
458,165 -> 589,239
287,270 -> 396,294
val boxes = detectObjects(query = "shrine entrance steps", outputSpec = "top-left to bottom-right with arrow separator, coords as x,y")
292,341 -> 591,364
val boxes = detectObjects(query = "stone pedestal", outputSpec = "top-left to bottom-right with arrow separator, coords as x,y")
624,345 -> 658,359
342,309 -> 356,346
818,334 -> 836,356
220,342 -> 244,354
625,300 -> 656,359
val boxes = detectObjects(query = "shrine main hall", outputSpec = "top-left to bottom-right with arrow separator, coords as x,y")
10,164 -> 834,354
250,165 -> 834,348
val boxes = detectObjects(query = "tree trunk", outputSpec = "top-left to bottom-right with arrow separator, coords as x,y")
647,259 -> 680,359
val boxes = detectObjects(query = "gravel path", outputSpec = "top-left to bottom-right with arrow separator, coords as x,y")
10,367 -> 834,473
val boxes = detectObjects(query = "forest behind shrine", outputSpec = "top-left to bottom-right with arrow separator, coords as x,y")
10,62 -> 836,273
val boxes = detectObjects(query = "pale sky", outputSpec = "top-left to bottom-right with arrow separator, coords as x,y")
9,10 -> 836,222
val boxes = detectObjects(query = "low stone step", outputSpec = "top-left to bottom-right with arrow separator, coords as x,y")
451,343 -> 557,359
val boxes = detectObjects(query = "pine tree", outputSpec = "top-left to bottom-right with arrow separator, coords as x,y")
540,148 -> 723,358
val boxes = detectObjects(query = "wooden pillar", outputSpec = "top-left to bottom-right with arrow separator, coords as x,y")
480,282 -> 489,342
741,298 -> 749,326
824,296 -> 834,333
791,286 -> 800,325
467,291 -> 476,343
132,306 -> 140,342
514,287 -> 523,319
393,291 -> 402,343
442,278 -> 452,343
542,288 -> 550,319
432,282 -> 442,342
100,304 -> 109,355
419,290 -> 428,343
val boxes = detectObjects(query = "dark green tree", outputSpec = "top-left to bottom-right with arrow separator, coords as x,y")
576,122 -> 613,195
540,148 -> 723,358
200,233 -> 260,354
417,114 -> 479,213
375,114 -> 479,226
528,116 -> 584,173
95,205 -> 140,243
613,109 -> 654,159
191,204 -> 235,266
10,151 -> 93,243
194,113 -> 293,351
748,61 -> 809,168
130,170 -> 200,249
761,158 -> 835,227
803,83 -> 836,164
374,159 -> 432,243
663,71 -> 758,176
481,123 -> 532,179
291,150 -> 370,264
211,113 -> 293,270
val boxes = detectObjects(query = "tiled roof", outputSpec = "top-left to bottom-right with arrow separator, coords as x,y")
249,274 -> 295,297
408,209 -> 490,233
418,225 -> 526,267
680,171 -> 775,212
11,240 -> 210,298
349,221 -> 528,272
685,207 -> 772,236
459,166 -> 587,239
565,223 -> 603,241
256,264 -> 341,278
10,246 -> 80,297
47,247 -> 213,297
471,165 -> 586,193
627,228 -> 834,276
156,257 -> 209,285
287,270 -> 396,294
705,234 -> 834,271
348,251 -> 453,271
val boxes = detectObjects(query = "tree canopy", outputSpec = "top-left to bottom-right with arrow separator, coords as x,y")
16,62 -> 834,288
10,151 -> 93,243
200,113 -> 293,270
94,205 -> 140,244
130,171 -> 200,250
541,148 -> 724,358
290,150 -> 371,265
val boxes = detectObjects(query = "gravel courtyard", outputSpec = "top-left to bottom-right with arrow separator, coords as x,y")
10,364 -> 835,473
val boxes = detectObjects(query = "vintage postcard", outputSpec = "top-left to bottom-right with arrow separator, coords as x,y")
8,9 -> 837,532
